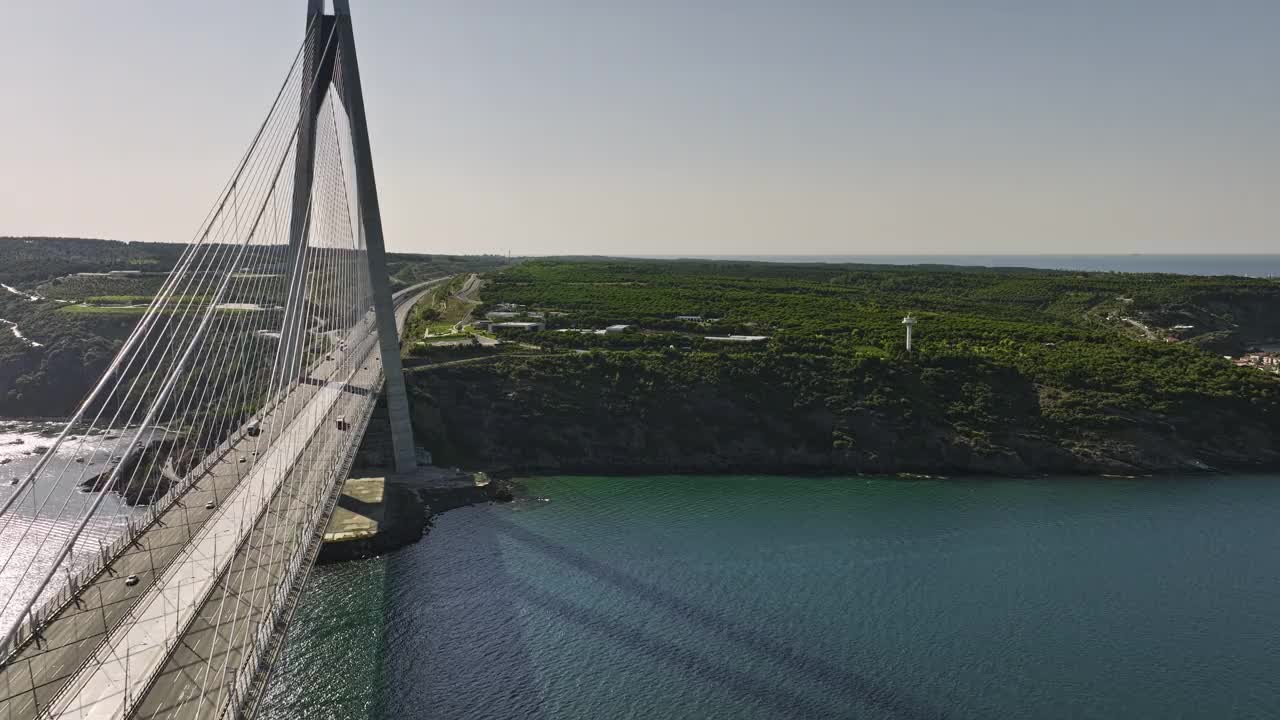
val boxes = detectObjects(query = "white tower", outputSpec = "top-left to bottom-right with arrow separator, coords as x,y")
902,315 -> 916,352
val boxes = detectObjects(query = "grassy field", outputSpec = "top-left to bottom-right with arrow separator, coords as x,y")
403,275 -> 481,341
81,295 -> 212,305
59,304 -> 153,315
59,304 -> 271,316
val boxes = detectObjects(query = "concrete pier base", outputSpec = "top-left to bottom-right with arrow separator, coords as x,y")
319,467 -> 510,563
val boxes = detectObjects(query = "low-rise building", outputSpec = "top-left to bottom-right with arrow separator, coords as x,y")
604,324 -> 631,334
492,321 -> 545,332
1233,352 -> 1280,372
486,311 -> 520,320
704,334 -> 768,342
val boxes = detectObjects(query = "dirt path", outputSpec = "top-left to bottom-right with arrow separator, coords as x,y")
1120,316 -> 1158,340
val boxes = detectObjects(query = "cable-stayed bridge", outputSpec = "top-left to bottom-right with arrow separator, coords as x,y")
0,3 -> 420,718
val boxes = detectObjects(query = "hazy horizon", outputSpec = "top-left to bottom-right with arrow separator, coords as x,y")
5,235 -> 1279,260
3,2 -> 1278,256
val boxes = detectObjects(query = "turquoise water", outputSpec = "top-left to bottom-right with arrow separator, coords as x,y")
260,475 -> 1280,719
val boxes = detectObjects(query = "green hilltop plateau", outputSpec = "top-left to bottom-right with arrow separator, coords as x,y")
404,258 -> 1280,477
1,238 -> 1278,477
0,237 -> 506,418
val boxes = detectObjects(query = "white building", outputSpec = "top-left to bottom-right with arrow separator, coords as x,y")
492,321 -> 545,332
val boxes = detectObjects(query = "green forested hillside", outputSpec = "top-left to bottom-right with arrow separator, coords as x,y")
385,253 -> 509,291
483,259 -> 1280,347
0,237 -> 186,284
408,259 -> 1280,476
0,237 -> 509,416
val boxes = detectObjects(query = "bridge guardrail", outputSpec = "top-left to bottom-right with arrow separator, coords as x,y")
224,365 -> 385,719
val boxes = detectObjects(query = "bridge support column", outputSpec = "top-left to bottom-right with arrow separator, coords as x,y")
333,0 -> 417,473
280,0 -> 417,473
280,1 -> 334,382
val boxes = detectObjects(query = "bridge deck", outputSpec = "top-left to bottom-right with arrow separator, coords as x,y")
0,281 -> 436,720
49,379 -> 349,719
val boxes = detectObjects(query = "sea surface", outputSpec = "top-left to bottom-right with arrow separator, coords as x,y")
259,474 -> 1280,720
0,421 -> 147,630
635,254 -> 1280,277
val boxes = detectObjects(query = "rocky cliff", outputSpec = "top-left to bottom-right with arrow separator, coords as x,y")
406,351 -> 1280,478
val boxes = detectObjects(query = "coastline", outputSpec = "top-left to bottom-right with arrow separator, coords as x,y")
317,462 -> 1255,566
317,471 -> 514,564
457,445 -> 1261,483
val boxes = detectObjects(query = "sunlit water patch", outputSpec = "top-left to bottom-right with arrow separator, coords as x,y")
0,421 -> 151,631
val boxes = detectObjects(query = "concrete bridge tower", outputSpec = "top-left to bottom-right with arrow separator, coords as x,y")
283,0 -> 417,472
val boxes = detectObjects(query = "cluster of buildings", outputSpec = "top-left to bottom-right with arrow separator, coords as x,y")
555,325 -> 631,336
1230,352 -> 1280,372
466,305 -> 790,346
472,304 -> 548,332
466,305 -> 931,353
671,313 -> 771,342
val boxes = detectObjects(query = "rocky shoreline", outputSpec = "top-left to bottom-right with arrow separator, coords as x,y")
318,474 -> 514,564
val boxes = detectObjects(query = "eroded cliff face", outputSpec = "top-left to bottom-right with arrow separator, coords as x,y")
0,345 -> 115,417
405,353 -> 1280,478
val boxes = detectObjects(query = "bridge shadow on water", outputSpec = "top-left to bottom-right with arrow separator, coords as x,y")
262,502 -> 948,720
257,507 -> 550,720
484,514 -> 948,720
378,507 -> 551,720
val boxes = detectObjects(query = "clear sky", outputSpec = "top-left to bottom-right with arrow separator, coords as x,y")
2,1 -> 1278,256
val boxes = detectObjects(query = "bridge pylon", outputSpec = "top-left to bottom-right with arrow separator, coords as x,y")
0,3 -> 424,718
282,0 -> 417,472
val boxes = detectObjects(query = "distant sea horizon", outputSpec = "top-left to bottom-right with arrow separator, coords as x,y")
617,254 -> 1280,277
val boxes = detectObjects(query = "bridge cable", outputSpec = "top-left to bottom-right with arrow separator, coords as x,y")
0,19 -> 339,656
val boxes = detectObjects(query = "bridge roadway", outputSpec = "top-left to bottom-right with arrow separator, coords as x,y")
0,280 -> 442,720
